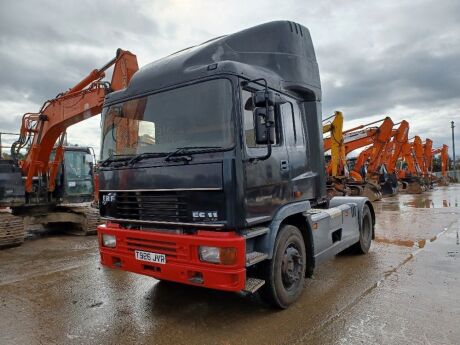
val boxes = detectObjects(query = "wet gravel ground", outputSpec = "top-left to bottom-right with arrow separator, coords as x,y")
0,185 -> 459,345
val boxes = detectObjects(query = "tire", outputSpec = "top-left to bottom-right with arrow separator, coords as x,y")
352,204 -> 373,254
260,224 -> 306,309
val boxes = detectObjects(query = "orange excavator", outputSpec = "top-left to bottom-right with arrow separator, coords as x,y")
380,120 -> 410,191
412,136 -> 432,189
423,138 -> 433,186
431,144 -> 450,186
0,49 -> 138,248
396,136 -> 426,193
383,121 -> 409,172
324,117 -> 395,201
344,117 -> 395,200
348,117 -> 399,196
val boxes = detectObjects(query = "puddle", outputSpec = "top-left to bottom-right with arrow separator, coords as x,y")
375,227 -> 449,248
374,193 -> 459,211
374,237 -> 414,247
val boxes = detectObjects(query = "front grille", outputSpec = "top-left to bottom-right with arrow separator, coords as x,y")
125,236 -> 188,261
115,191 -> 188,223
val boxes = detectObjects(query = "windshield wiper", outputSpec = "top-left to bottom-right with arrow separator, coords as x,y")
128,152 -> 168,166
99,154 -> 135,167
164,146 -> 223,162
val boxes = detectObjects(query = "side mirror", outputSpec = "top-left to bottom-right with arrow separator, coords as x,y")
254,107 -> 275,145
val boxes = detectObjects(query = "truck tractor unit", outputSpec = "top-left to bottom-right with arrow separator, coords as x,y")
97,21 -> 375,308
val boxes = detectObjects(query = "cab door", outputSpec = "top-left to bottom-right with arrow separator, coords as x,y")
280,99 -> 316,201
242,89 -> 291,224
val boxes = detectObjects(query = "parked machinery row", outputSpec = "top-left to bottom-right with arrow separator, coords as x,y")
323,113 -> 450,199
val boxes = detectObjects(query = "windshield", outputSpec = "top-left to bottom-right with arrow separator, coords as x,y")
100,79 -> 234,161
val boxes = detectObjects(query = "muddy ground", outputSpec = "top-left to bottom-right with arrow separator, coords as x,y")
1,185 -> 459,345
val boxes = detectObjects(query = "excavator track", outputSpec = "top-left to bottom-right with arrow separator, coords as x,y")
64,206 -> 102,235
24,205 -> 103,236
0,210 -> 25,249
83,206 -> 103,235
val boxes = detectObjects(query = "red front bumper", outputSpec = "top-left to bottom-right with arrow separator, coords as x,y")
97,223 -> 246,292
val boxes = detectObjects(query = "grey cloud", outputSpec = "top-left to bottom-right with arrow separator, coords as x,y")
0,0 -> 459,154
321,36 -> 460,117
0,0 -> 160,105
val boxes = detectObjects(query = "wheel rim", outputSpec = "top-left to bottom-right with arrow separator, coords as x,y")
281,243 -> 303,291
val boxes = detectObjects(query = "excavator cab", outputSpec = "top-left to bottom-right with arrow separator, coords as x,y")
52,147 -> 95,204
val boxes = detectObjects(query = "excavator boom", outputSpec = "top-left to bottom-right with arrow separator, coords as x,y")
0,49 -> 138,249
11,49 -> 138,194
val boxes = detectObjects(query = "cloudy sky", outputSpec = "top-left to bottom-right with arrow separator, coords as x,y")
0,0 -> 459,158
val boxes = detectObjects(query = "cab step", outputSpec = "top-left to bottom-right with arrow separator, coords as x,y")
246,251 -> 268,266
241,227 -> 269,239
242,277 -> 265,294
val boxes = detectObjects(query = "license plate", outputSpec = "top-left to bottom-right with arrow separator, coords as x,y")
134,250 -> 166,264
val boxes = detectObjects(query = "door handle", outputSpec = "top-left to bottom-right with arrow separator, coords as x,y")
280,160 -> 289,172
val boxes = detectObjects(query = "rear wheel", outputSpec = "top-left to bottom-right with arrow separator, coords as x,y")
260,224 -> 306,309
352,204 -> 373,254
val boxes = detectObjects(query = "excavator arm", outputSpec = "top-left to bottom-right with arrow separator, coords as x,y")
432,144 -> 449,178
412,136 -> 428,178
423,138 -> 433,177
322,111 -> 345,177
342,117 -> 393,155
11,49 -> 139,194
385,120 -> 409,174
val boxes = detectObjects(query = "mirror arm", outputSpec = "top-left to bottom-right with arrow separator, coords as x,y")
256,96 -> 273,161
257,135 -> 272,161
248,122 -> 273,162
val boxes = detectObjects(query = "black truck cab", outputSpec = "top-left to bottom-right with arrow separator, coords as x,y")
99,21 -> 327,228
98,21 -> 375,308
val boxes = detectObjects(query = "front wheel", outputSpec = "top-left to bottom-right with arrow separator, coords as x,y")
260,224 -> 306,309
352,204 -> 373,254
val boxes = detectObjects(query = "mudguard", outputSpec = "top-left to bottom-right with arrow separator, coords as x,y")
329,196 -> 375,239
259,201 -> 312,259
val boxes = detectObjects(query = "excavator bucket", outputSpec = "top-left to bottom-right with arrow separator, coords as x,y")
398,181 -> 409,192
380,174 -> 398,196
346,181 -> 382,201
406,180 -> 424,194
361,182 -> 383,201
380,179 -> 397,196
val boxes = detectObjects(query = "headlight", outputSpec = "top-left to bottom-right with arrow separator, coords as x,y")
102,234 -> 116,248
199,246 -> 237,265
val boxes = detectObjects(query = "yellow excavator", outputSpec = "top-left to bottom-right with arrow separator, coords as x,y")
323,112 -> 383,201
322,111 -> 350,197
